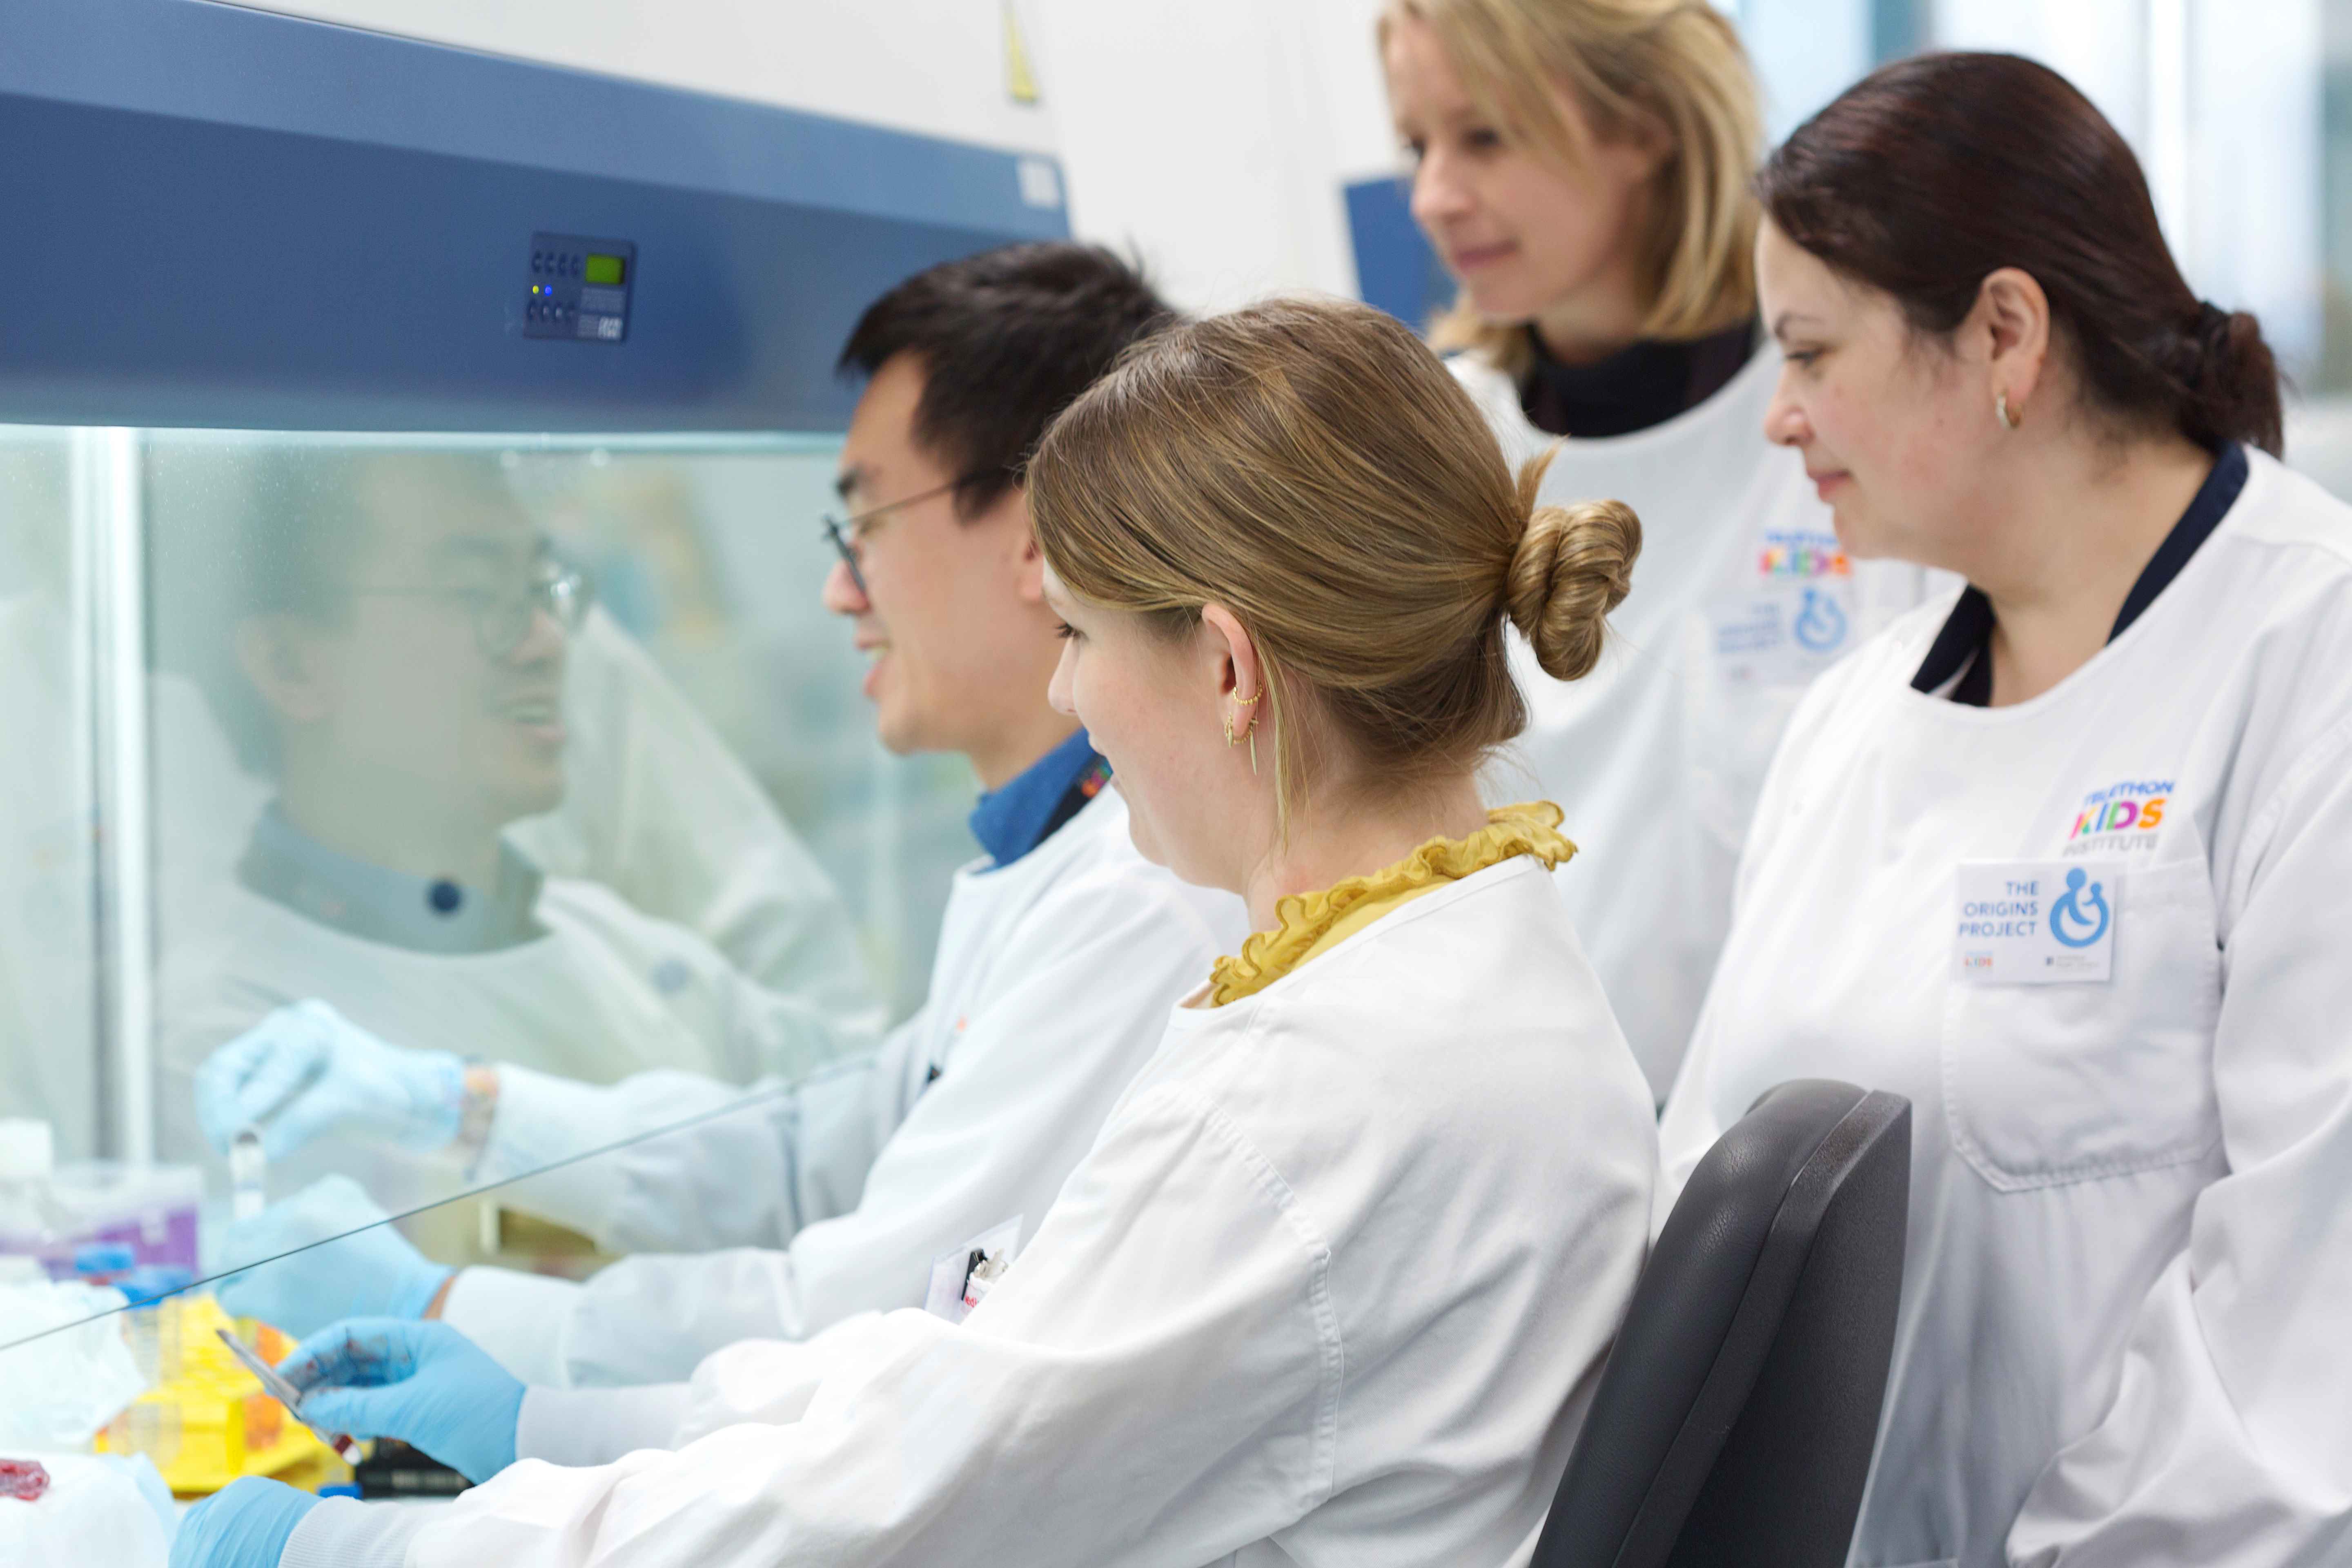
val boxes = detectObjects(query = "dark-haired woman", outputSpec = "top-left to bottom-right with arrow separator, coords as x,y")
1659,52 -> 2352,1566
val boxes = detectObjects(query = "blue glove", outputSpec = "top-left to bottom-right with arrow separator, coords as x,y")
170,1476 -> 321,1568
194,999 -> 465,1160
280,1318 -> 524,1485
215,1176 -> 453,1338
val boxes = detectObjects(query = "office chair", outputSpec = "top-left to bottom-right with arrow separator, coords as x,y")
1533,1078 -> 1911,1568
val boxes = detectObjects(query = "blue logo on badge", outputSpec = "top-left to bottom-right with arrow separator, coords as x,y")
1793,586 -> 1848,653
2050,867 -> 2111,948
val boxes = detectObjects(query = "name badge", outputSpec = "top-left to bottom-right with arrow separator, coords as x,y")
1953,861 -> 2118,984
924,1216 -> 1023,1325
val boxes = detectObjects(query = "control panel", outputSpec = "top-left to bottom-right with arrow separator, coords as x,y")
523,233 -> 635,343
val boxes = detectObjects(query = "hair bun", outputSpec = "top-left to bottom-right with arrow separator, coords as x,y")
1506,453 -> 1641,682
2178,300 -> 2283,456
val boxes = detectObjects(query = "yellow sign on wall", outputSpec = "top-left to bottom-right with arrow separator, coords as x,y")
1004,2 -> 1040,106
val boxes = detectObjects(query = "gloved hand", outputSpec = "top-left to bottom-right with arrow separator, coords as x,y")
281,1318 -> 524,1485
169,1475 -> 321,1568
215,1176 -> 454,1338
194,999 -> 465,1160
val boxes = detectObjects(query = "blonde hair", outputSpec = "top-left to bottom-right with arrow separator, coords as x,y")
1029,296 -> 1640,829
1381,0 -> 1762,374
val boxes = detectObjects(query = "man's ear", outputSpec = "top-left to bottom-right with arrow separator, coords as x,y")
1005,485 -> 1050,606
234,616 -> 339,724
1015,527 -> 1048,606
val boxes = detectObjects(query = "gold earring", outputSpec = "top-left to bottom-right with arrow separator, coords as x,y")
1227,686 -> 1261,776
1996,389 -> 2019,430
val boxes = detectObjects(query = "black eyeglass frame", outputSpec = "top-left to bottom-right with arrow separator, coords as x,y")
345,559 -> 595,660
820,469 -> 1004,599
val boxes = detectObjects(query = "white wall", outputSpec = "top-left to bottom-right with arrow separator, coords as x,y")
223,0 -> 1058,154
1025,0 -> 1361,309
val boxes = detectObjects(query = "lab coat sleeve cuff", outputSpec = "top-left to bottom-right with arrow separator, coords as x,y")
472,1062 -> 639,1236
280,1496 -> 441,1568
516,1383 -> 696,1468
439,1265 -> 588,1387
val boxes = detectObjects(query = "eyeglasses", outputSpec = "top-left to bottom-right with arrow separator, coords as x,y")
349,560 -> 595,659
821,470 -> 1001,599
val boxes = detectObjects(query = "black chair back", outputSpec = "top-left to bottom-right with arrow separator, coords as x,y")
1533,1078 -> 1911,1568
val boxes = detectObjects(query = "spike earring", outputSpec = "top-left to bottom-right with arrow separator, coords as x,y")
1228,686 -> 1263,777
1996,389 -> 2019,431
1221,713 -> 1259,774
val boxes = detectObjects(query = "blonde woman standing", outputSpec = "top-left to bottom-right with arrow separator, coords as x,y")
177,298 -> 1659,1568
1382,0 -> 1937,1096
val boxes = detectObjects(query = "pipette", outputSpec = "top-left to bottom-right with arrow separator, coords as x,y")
214,1328 -> 365,1466
229,1127 -> 266,1223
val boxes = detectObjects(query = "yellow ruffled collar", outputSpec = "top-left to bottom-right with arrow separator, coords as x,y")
1208,802 -> 1575,1007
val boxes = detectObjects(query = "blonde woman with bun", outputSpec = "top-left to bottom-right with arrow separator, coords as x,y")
1382,0 -> 1939,1097
206,296 -> 1659,1568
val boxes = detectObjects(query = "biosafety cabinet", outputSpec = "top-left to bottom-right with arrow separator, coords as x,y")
0,0 -> 1066,1422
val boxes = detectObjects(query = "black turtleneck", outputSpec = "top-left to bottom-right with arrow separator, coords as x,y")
1518,319 -> 1756,439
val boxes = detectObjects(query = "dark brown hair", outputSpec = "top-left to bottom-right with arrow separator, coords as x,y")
1758,51 -> 2281,457
837,243 -> 1177,516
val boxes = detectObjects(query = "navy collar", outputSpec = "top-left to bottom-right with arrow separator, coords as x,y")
238,804 -> 545,953
968,727 -> 1110,869
1913,442 -> 2249,705
1518,318 -> 1755,440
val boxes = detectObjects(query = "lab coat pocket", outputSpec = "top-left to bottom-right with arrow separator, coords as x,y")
1941,858 -> 2222,1190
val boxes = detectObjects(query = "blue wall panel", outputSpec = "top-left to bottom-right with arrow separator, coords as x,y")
0,0 -> 1068,432
1344,175 -> 1451,336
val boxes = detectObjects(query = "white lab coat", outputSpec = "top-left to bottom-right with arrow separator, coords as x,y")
1453,350 -> 1939,1098
504,608 -> 880,1014
441,787 -> 1243,1387
281,854 -> 1659,1568
1657,451 -> 2352,1566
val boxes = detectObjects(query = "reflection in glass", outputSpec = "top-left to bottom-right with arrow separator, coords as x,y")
124,438 -> 961,1280
142,450 -> 821,1253
2,429 -> 993,1354
0,432 -> 96,1156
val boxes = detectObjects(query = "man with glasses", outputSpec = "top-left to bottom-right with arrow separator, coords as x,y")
163,449 -> 880,1290
190,245 -> 1241,1392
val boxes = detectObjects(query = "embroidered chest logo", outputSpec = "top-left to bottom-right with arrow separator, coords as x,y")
1755,530 -> 1853,654
2064,778 -> 2171,857
1757,529 -> 1851,582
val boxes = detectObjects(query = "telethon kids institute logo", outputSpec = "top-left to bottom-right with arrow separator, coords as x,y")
2065,778 -> 2169,855
1751,528 -> 1854,655
1758,529 -> 1850,582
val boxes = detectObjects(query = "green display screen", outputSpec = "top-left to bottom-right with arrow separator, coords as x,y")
584,253 -> 626,287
